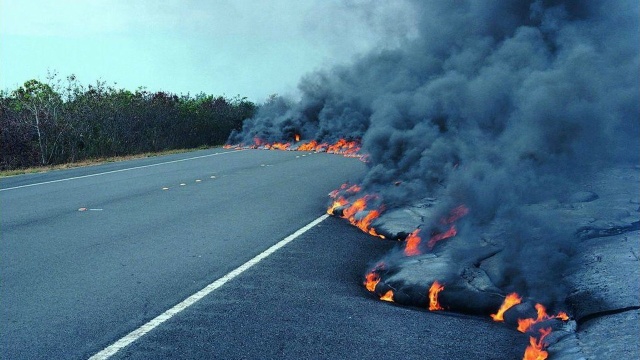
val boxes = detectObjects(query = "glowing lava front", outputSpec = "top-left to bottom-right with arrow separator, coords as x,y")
428,281 -> 445,311
523,328 -> 552,360
404,229 -> 422,256
364,272 -> 381,292
517,303 -> 569,333
380,290 -> 394,302
491,293 -> 522,322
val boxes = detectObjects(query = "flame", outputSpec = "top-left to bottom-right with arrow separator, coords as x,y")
297,140 -> 328,152
363,262 -> 386,293
253,137 -> 266,147
442,204 -> 469,224
327,194 -> 385,238
517,303 -> 570,333
427,225 -> 457,249
328,183 -> 361,198
491,293 -> 522,322
523,328 -> 552,360
326,139 -> 360,155
269,142 -> 291,151
428,281 -> 445,311
351,208 -> 385,238
364,272 -> 381,292
404,229 -> 422,256
327,198 -> 349,215
229,138 -> 362,158
423,205 -> 470,249
380,290 -> 394,302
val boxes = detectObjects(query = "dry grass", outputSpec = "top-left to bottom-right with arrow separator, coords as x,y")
0,147 -> 214,178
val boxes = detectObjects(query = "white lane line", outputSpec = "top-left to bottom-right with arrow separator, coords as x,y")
0,149 -> 245,192
88,214 -> 329,360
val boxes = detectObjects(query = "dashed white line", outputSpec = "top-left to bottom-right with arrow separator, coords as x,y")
88,214 -> 329,360
0,149 -> 244,192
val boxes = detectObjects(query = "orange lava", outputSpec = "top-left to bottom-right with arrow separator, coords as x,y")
326,192 -> 385,239
442,204 -> 469,224
327,198 -> 349,216
380,290 -> 394,302
428,281 -> 445,311
518,303 -> 569,333
523,328 -> 552,360
228,137 -> 363,158
404,229 -> 422,256
427,225 -> 457,249
491,293 -> 522,322
364,272 -> 380,292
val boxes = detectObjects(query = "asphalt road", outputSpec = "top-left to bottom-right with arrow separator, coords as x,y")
1,148 -> 525,359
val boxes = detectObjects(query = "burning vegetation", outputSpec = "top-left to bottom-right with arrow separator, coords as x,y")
227,0 -> 638,358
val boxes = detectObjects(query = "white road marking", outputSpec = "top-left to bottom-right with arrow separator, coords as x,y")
0,149 -> 244,192
88,214 -> 329,360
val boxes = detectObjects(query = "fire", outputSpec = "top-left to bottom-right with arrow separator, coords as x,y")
523,328 -> 552,360
269,142 -> 291,151
427,225 -> 457,249
253,137 -> 265,147
363,262 -> 386,293
297,140 -> 328,152
364,272 -> 381,292
442,204 -> 469,224
227,137 -> 363,158
428,281 -> 445,311
327,198 -> 349,216
404,229 -> 422,256
328,183 -> 361,199
517,303 -> 569,333
327,192 -> 385,239
352,208 -> 385,238
380,290 -> 394,302
326,139 -> 360,155
424,205 -> 469,249
491,293 -> 522,322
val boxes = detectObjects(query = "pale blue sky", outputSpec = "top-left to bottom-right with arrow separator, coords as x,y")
0,0 -> 416,102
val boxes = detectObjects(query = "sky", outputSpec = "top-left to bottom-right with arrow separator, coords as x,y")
0,0 -> 416,103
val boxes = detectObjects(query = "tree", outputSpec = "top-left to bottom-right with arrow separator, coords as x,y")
11,79 -> 64,165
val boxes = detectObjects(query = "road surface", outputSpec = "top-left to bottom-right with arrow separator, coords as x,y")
1,148 -> 525,359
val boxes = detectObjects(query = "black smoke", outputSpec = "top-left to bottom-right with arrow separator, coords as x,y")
229,0 -> 639,310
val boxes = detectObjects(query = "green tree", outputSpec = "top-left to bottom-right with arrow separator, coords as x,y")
11,79 -> 64,165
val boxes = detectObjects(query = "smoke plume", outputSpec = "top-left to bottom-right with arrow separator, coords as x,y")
229,0 -> 639,309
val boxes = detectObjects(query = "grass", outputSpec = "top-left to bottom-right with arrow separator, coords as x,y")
0,146 -> 216,178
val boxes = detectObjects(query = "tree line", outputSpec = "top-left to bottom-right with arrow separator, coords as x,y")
0,72 -> 256,170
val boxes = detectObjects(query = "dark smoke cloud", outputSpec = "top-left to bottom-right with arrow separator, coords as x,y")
229,0 -> 639,307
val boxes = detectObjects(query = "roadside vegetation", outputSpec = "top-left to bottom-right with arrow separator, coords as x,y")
0,71 -> 256,171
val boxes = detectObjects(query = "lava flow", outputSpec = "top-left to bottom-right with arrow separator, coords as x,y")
364,272 -> 380,292
490,293 -> 522,322
225,137 -> 364,159
402,205 -> 470,255
380,290 -> 395,302
427,204 -> 469,249
404,229 -> 422,256
363,262 -> 386,293
326,184 -> 386,239
517,303 -> 569,333
523,328 -> 552,360
428,281 -> 445,311
490,293 -> 570,359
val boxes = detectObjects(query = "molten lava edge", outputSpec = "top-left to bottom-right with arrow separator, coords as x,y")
225,140 -> 575,359
325,180 -> 572,360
